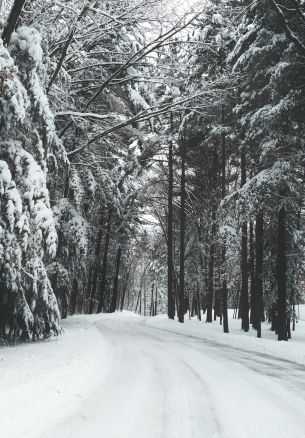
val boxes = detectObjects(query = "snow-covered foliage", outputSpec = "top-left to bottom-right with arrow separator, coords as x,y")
1,0 -> 305,344
0,31 -> 60,340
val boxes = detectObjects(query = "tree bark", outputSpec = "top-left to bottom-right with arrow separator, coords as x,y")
97,207 -> 113,313
255,212 -> 264,338
196,286 -> 201,321
207,148 -> 218,323
154,287 -> 158,316
240,151 -> 249,331
249,221 -> 256,328
277,200 -> 288,341
70,278 -> 78,315
150,283 -> 155,316
135,289 -> 141,314
167,140 -> 175,319
221,91 -> 229,333
178,144 -> 186,323
109,245 -> 122,313
89,211 -> 104,314
2,0 -> 26,46
206,210 -> 216,323
120,263 -> 131,312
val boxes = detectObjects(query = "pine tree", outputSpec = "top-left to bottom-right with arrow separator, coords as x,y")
0,31 -> 61,340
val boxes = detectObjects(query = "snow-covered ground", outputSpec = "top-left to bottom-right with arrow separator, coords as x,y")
0,315 -> 111,438
2,310 -> 305,438
147,307 -> 305,366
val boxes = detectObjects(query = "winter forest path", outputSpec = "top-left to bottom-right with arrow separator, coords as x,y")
38,316 -> 305,438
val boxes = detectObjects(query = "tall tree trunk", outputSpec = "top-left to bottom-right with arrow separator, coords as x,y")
277,199 -> 287,341
196,285 -> 201,321
109,245 -> 122,313
150,283 -> 155,316
178,144 -> 186,323
135,289 -> 141,313
249,221 -> 256,328
255,212 -> 264,338
218,267 -> 221,322
97,207 -> 113,313
207,149 -> 218,323
206,210 -> 216,323
240,152 -> 249,332
83,265 -> 93,313
167,140 -> 175,319
2,0 -> 26,46
120,263 -> 131,312
154,288 -> 158,316
70,278 -> 79,315
222,280 -> 229,332
144,288 -> 147,317
89,211 -> 104,314
214,284 -> 219,321
220,70 -> 228,334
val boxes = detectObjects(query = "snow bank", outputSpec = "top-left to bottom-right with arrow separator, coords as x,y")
146,307 -> 305,367
0,315 -> 111,438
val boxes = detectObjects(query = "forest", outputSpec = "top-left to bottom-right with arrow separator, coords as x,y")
0,0 -> 304,343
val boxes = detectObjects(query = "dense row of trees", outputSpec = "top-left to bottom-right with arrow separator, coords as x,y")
0,0 -> 304,342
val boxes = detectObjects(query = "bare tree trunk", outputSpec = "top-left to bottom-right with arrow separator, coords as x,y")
240,152 -> 249,332
150,283 -> 155,316
154,288 -> 158,316
144,287 -> 147,317
249,221 -> 256,328
89,211 -> 104,314
135,290 -> 141,314
2,0 -> 26,46
277,198 -> 288,341
206,210 -> 216,323
109,245 -> 122,313
197,286 -> 201,321
207,149 -> 218,323
255,212 -> 264,338
120,263 -> 131,312
70,278 -> 78,315
167,139 -> 175,319
287,315 -> 291,339
83,265 -> 93,313
178,145 -> 186,323
222,280 -> 229,332
292,302 -> 296,331
214,283 -> 219,321
233,291 -> 239,319
97,207 -> 113,313
219,267 -> 223,325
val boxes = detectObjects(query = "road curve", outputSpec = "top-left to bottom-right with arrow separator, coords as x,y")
40,317 -> 305,438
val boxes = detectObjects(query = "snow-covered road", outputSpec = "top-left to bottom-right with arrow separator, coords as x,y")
34,316 -> 305,438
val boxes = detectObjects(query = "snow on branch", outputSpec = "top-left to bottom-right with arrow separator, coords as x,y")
270,0 -> 305,57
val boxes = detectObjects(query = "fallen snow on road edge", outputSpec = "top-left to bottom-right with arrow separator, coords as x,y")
0,314 -> 111,438
146,310 -> 305,367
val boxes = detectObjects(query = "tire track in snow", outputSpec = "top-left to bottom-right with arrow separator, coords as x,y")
31,315 -> 305,438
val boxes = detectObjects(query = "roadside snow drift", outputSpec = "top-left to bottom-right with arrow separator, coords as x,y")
0,315 -> 111,438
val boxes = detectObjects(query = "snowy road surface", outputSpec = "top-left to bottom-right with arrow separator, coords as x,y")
24,315 -> 305,438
